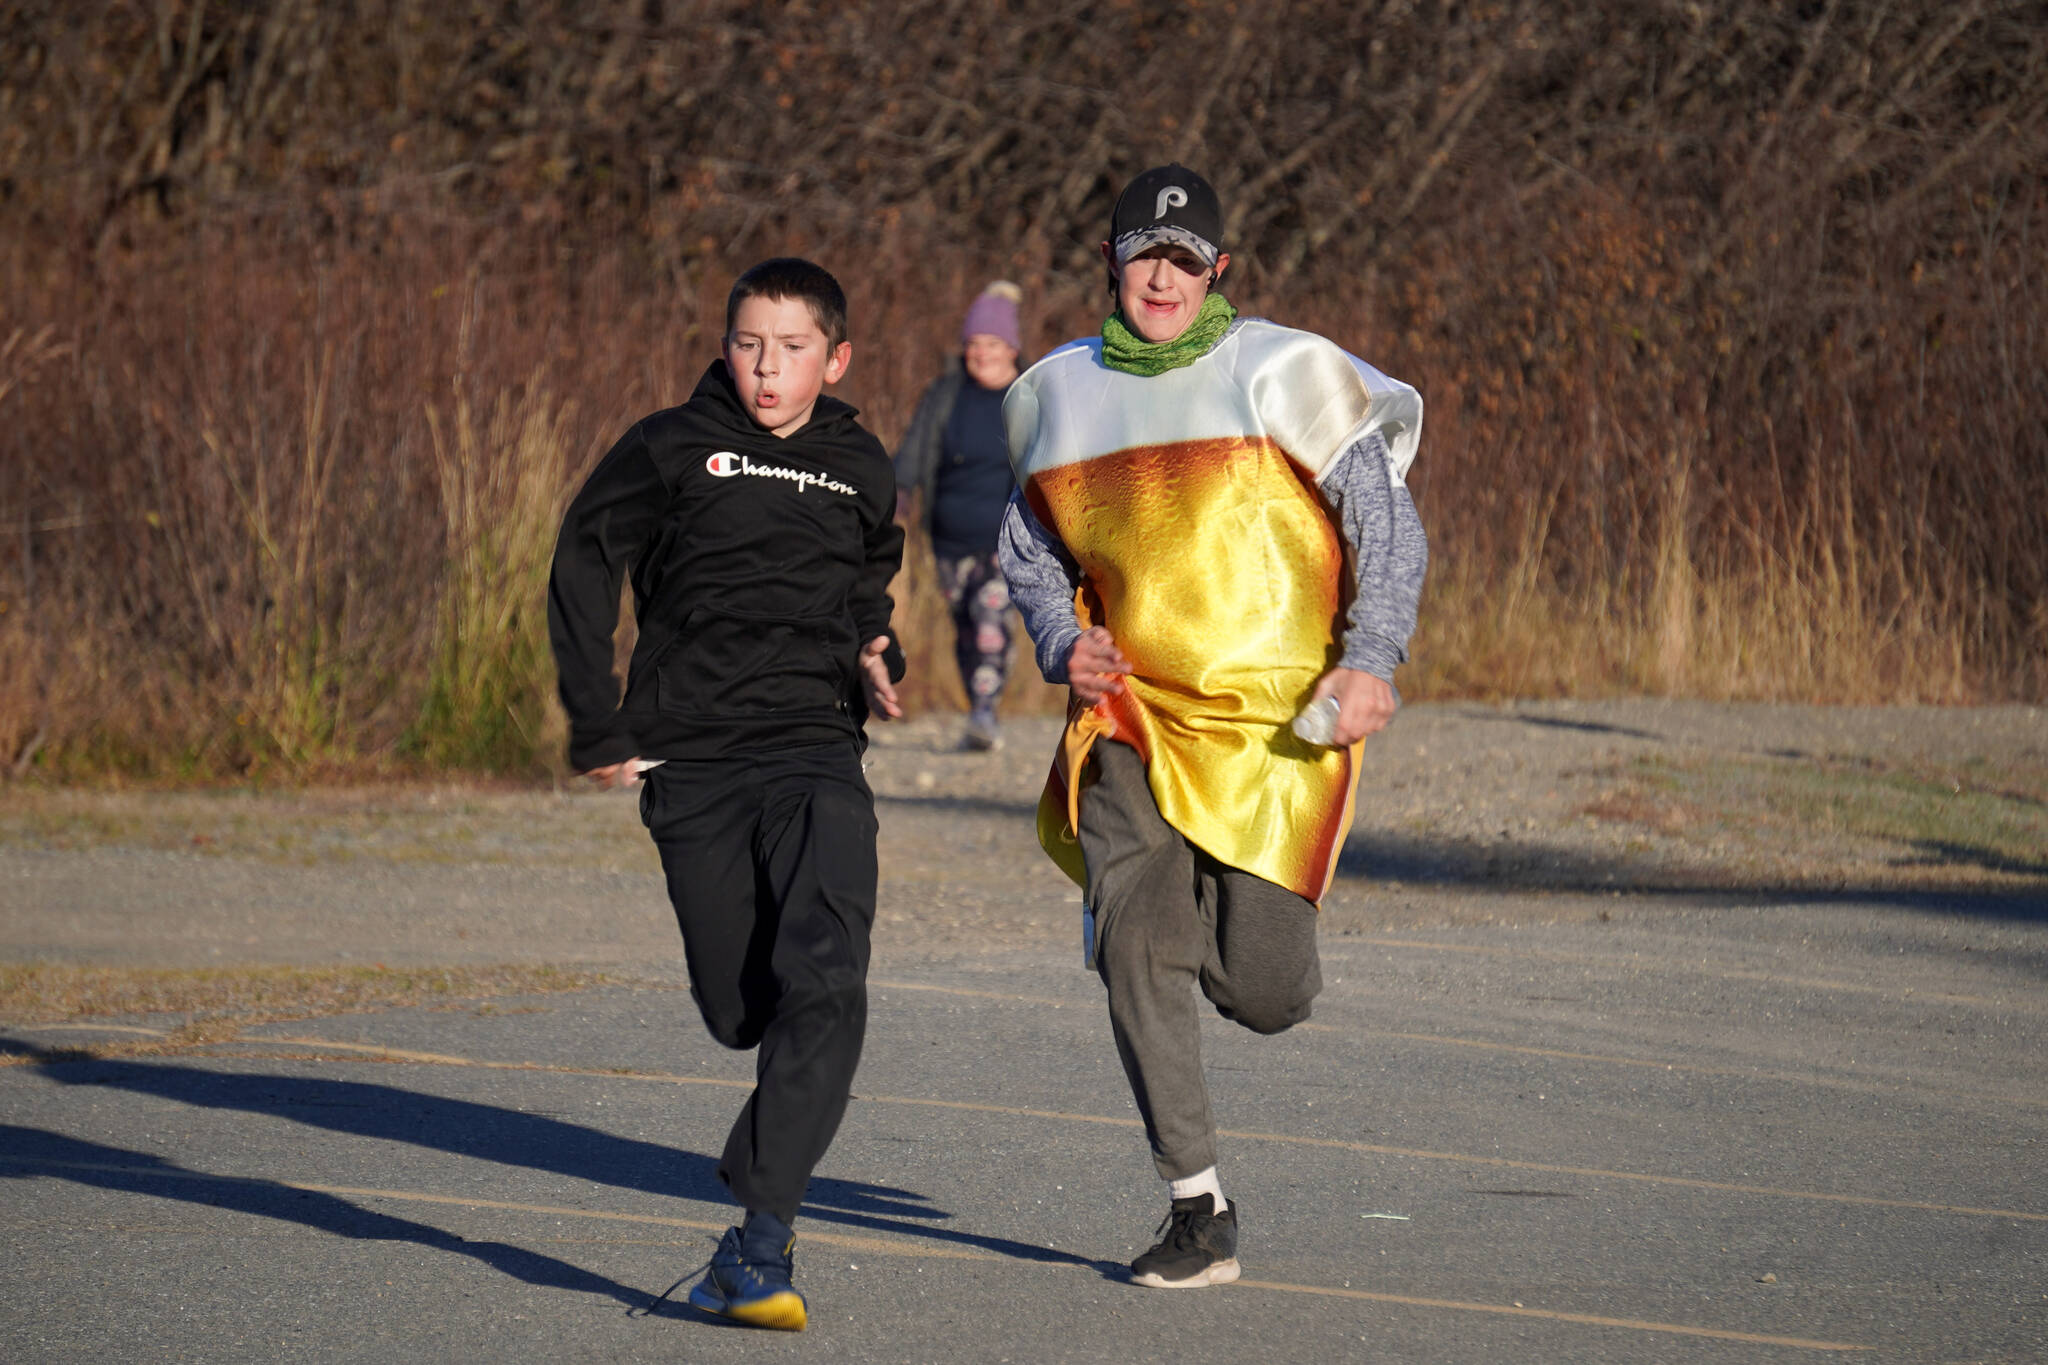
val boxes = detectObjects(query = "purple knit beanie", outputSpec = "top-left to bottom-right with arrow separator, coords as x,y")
960,280 -> 1022,351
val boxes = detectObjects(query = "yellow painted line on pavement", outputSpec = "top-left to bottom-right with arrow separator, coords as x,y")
1343,938 -> 2029,1013
1199,1123 -> 2048,1224
1232,1279 -> 1868,1352
3,1155 -> 1869,1352
260,1036 -> 750,1088
0,1157 -> 986,1259
889,974 -> 2043,1111
859,1091 -> 2048,1224
1288,1022 -> 2048,1111
242,1037 -> 2046,1224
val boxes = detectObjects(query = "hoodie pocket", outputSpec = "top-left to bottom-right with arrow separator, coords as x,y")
654,606 -> 853,718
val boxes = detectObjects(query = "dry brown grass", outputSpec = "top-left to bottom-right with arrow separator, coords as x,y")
1577,751 -> 2048,890
0,962 -> 604,1062
2,2 -> 2041,777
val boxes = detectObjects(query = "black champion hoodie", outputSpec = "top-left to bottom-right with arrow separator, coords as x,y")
547,361 -> 906,770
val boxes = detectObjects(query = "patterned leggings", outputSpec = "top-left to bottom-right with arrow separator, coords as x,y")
938,552 -> 1013,713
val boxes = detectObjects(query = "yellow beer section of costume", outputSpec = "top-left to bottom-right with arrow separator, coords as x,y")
1009,320 -> 1419,904
1025,435 -> 1359,900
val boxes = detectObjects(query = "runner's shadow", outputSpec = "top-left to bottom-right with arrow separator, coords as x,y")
11,1051 -> 917,1217
0,1124 -> 650,1308
3,1049 -> 1115,1272
1894,839 -> 2048,879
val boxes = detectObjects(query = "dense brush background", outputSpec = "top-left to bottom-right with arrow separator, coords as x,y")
2,0 -> 2043,778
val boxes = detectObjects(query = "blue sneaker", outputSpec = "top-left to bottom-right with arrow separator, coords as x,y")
686,1212 -> 808,1331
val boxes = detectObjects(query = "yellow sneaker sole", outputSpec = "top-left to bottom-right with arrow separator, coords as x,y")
694,1285 -> 807,1331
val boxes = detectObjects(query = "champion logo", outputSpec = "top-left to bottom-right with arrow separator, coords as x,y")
704,450 -> 858,496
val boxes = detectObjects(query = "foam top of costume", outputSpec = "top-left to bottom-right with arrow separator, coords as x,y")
1004,318 -> 1420,902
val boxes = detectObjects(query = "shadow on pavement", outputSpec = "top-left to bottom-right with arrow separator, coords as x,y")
1454,708 -> 1664,741
0,1124 -> 653,1308
1337,831 -> 2048,924
1893,838 -> 2048,879
0,1052 -> 1119,1275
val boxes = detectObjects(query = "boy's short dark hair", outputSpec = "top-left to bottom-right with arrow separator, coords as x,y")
726,257 -> 849,349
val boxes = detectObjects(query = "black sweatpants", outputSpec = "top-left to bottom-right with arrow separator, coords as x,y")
638,742 -> 878,1225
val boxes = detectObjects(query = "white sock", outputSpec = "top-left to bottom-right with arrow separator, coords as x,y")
1168,1165 -> 1226,1214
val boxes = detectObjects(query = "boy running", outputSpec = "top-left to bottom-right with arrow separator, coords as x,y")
998,166 -> 1427,1287
548,258 -> 905,1330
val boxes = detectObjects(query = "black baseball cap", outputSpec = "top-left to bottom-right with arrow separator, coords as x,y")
1110,164 -> 1224,269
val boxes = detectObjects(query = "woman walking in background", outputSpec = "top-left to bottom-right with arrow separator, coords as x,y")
895,281 -> 1026,751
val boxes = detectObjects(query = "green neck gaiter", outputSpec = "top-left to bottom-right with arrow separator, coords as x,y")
1100,292 -> 1238,376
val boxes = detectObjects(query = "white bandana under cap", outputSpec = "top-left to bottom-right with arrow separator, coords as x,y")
1112,224 -> 1220,269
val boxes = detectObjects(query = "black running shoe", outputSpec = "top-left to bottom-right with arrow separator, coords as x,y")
1130,1195 -> 1241,1288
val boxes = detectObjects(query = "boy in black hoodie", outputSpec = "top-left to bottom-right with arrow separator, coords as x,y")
547,258 -> 905,1331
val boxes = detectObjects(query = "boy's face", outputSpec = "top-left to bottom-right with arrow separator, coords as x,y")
1103,242 -> 1231,344
722,294 -> 851,438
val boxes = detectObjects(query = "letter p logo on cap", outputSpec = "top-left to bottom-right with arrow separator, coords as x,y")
1155,186 -> 1189,220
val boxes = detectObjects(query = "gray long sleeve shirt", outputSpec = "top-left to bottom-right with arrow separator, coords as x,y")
997,429 -> 1427,686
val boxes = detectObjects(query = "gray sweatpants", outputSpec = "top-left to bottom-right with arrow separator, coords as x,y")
1077,740 -> 1323,1179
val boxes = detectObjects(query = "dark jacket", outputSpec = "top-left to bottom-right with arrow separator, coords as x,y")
894,358 -> 1021,557
892,359 -> 967,523
548,361 -> 906,770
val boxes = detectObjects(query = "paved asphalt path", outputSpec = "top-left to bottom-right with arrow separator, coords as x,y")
3,705 -> 2045,1361
4,901 -> 2045,1362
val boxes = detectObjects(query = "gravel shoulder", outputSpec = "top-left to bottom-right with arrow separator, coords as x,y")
1,699 -> 2041,970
